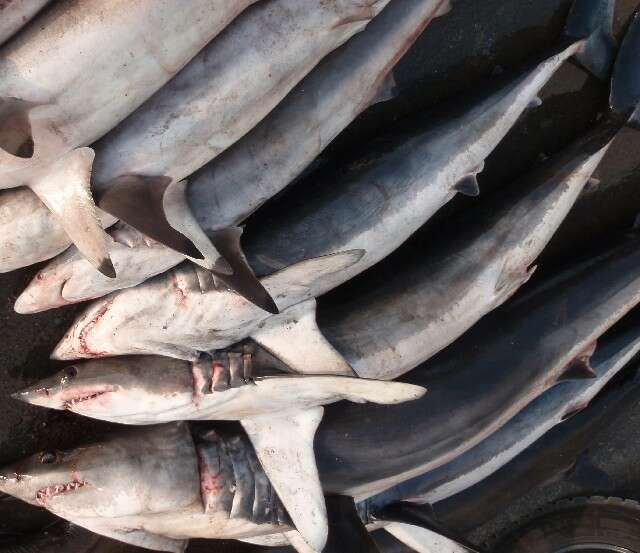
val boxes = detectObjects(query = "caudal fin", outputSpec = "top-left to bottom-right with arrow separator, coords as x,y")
565,0 -> 616,80
0,100 -> 115,277
98,175 -> 205,260
610,8 -> 640,127
208,226 -> 279,314
29,148 -> 115,278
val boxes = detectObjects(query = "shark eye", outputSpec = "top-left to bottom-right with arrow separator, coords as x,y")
40,451 -> 57,465
64,366 -> 78,380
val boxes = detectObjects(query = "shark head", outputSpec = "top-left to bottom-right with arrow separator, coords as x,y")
14,248 -> 79,314
13,357 -> 194,423
0,424 -> 200,519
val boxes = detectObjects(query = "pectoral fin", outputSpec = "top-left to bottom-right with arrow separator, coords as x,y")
208,226 -> 279,314
251,299 -> 355,375
29,147 -> 116,278
241,408 -> 327,553
386,523 -> 470,553
98,175 -> 204,260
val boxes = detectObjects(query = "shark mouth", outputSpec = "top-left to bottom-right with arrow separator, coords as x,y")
36,480 -> 87,505
62,386 -> 117,410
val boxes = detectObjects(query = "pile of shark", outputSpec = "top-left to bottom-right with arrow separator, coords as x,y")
1,0 -> 640,552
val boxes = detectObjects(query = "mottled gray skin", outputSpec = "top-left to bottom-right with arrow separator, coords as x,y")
320,125 -> 613,380
242,40 -> 584,293
187,0 -> 450,232
313,238 -> 640,500
0,424 -> 290,552
0,0 -> 50,46
51,41 -> 584,360
363,321 -> 640,511
15,0 -> 450,312
0,0 -> 387,275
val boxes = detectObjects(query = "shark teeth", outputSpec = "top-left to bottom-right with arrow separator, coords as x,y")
36,480 -> 86,505
63,390 -> 109,410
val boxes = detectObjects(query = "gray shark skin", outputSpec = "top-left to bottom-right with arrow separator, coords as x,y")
241,40 -> 586,287
0,0 -> 50,46
435,326 -> 640,534
0,424 -> 293,553
363,318 -> 640,512
52,37 -> 594,362
14,0 -> 452,314
0,0 -> 259,274
313,237 -> 640,500
318,123 -> 614,380
13,355 -> 425,425
5,241 -> 640,552
5,0 -> 394,313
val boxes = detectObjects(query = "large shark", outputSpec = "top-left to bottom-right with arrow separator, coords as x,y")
0,0 -> 260,275
436,328 -> 640,535
13,239 -> 640,552
363,315 -> 640,511
4,0 -> 396,313
0,0 -> 50,46
13,0 -> 453,313
51,0 -> 615,364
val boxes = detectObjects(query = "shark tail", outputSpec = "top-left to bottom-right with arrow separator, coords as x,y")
0,100 -> 115,277
99,177 -> 280,314
564,0 -> 616,81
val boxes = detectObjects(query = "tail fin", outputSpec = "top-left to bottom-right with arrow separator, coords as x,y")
565,0 -> 616,80
98,175 -> 205,260
610,8 -> 640,127
0,100 -> 115,277
208,227 -> 279,315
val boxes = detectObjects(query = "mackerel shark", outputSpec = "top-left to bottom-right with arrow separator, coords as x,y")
6,241 -> 640,553
0,0 -> 50,46
313,236 -> 640,501
51,0 -> 614,364
13,354 -> 425,552
0,0 -> 260,275
317,124 -> 617,381
363,317 -> 640,511
5,0 -> 396,313
13,0 -> 453,313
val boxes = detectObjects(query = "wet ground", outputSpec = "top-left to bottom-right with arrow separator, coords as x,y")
2,0 -> 640,551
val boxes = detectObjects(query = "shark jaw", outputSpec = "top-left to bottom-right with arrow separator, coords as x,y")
36,479 -> 87,506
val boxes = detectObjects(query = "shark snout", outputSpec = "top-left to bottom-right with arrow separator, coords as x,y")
14,273 -> 73,314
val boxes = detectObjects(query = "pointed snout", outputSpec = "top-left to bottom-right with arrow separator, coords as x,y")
14,273 -> 72,314
50,330 -> 81,360
0,461 -> 39,505
11,367 -> 78,410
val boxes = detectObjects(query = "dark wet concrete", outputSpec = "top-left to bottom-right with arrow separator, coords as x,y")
2,0 -> 640,551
